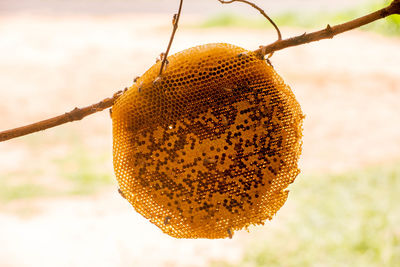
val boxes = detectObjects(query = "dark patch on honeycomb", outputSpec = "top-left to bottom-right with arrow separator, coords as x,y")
112,43 -> 303,239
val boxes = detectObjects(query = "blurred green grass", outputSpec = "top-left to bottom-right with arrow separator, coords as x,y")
0,181 -> 47,202
53,143 -> 113,195
0,131 -> 113,203
212,162 -> 400,267
199,0 -> 400,36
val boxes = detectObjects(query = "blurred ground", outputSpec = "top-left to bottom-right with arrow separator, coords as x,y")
0,0 -> 400,266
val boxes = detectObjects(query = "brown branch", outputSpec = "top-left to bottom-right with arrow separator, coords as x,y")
158,0 -> 184,76
0,0 -> 399,142
0,91 -> 123,142
254,0 -> 400,58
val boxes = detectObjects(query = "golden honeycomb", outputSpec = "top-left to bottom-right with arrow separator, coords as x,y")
111,43 -> 304,239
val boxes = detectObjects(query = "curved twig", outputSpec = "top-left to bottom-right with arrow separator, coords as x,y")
0,0 -> 399,142
217,0 -> 282,45
218,0 -> 282,40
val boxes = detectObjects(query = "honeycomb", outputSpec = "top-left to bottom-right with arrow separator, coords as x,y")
112,43 -> 304,239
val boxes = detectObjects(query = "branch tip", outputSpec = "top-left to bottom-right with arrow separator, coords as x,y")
391,0 -> 400,13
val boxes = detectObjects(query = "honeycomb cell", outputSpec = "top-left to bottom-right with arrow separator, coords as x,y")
112,43 -> 304,239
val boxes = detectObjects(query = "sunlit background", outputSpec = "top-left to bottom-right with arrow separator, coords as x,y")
0,0 -> 399,266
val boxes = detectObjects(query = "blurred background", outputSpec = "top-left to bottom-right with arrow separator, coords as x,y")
0,0 -> 400,266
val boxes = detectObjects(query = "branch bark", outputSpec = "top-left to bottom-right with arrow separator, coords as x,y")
0,0 -> 399,142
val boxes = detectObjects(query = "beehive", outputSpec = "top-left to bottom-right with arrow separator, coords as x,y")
112,43 -> 303,239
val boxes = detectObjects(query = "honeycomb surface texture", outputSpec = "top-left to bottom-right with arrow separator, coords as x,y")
112,43 -> 303,239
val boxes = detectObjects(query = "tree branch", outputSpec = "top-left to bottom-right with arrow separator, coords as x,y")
253,0 -> 400,58
0,0 -> 399,142
0,91 -> 123,142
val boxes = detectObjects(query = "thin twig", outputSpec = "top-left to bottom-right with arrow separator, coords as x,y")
158,0 -> 184,76
217,0 -> 282,42
0,0 -> 399,142
254,0 -> 400,58
0,91 -> 123,142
